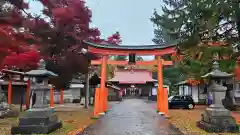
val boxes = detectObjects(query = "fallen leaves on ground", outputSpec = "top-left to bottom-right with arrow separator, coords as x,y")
168,105 -> 239,135
50,107 -> 96,135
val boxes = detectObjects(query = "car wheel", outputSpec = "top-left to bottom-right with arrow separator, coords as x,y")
188,104 -> 194,109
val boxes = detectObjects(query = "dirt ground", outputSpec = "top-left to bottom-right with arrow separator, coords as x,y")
0,104 -> 96,135
168,105 -> 240,135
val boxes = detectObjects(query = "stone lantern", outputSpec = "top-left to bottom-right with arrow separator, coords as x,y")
197,61 -> 239,133
11,59 -> 62,134
26,59 -> 57,109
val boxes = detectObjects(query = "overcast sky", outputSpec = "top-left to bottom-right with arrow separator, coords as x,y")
27,0 -> 164,59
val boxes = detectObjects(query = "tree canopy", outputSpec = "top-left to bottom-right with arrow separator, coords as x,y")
1,0 -> 122,88
151,0 -> 240,80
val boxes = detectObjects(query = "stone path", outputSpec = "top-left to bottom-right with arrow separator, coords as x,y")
78,98 -> 184,135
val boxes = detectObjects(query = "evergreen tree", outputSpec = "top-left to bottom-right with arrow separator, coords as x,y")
151,0 -> 238,79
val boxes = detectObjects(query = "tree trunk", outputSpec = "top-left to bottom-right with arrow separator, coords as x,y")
84,69 -> 90,109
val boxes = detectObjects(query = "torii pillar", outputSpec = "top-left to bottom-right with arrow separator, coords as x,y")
99,55 -> 107,115
157,56 -> 165,115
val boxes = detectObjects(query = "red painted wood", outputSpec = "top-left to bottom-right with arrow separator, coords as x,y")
91,60 -> 173,66
88,46 -> 175,55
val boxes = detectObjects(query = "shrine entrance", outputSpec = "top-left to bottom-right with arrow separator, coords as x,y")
83,41 -> 176,118
124,85 -> 141,97
108,69 -> 156,98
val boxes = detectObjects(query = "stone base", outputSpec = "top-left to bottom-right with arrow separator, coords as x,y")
11,122 -> 62,134
11,108 -> 62,134
197,105 -> 239,133
197,121 -> 239,133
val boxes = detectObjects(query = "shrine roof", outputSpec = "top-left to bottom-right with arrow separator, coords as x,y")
2,69 -> 25,75
83,41 -> 177,50
108,69 -> 156,84
175,80 -> 189,86
0,81 -> 26,85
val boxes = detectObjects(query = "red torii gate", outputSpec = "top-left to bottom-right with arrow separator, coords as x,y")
84,41 -> 176,118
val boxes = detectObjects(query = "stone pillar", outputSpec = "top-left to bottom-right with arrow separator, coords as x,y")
32,90 -> 48,109
29,78 -> 51,109
211,81 -> 226,107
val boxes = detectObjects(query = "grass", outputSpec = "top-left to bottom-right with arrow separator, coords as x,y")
168,105 -> 240,135
0,105 -> 96,135
50,109 -> 96,135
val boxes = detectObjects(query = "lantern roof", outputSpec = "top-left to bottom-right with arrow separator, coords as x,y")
25,59 -> 58,77
201,61 -> 233,78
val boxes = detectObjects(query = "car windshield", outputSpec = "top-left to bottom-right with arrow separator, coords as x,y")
168,96 -> 174,100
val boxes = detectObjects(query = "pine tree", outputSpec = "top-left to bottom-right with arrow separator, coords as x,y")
151,0 -> 238,79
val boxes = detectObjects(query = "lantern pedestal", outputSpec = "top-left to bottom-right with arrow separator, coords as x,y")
11,108 -> 62,134
197,104 -> 239,133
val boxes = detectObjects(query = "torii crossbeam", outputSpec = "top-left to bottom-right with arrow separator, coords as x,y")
84,41 -> 177,118
91,60 -> 173,66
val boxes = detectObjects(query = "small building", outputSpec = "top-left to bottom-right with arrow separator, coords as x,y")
0,71 -> 27,105
46,82 -> 85,104
46,73 -> 99,104
175,79 -> 207,104
0,80 -> 27,105
46,72 -> 122,103
108,69 -> 156,97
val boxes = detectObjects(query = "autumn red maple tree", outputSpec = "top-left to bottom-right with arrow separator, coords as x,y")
106,31 -> 122,45
0,1 -> 41,71
1,0 -> 122,88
